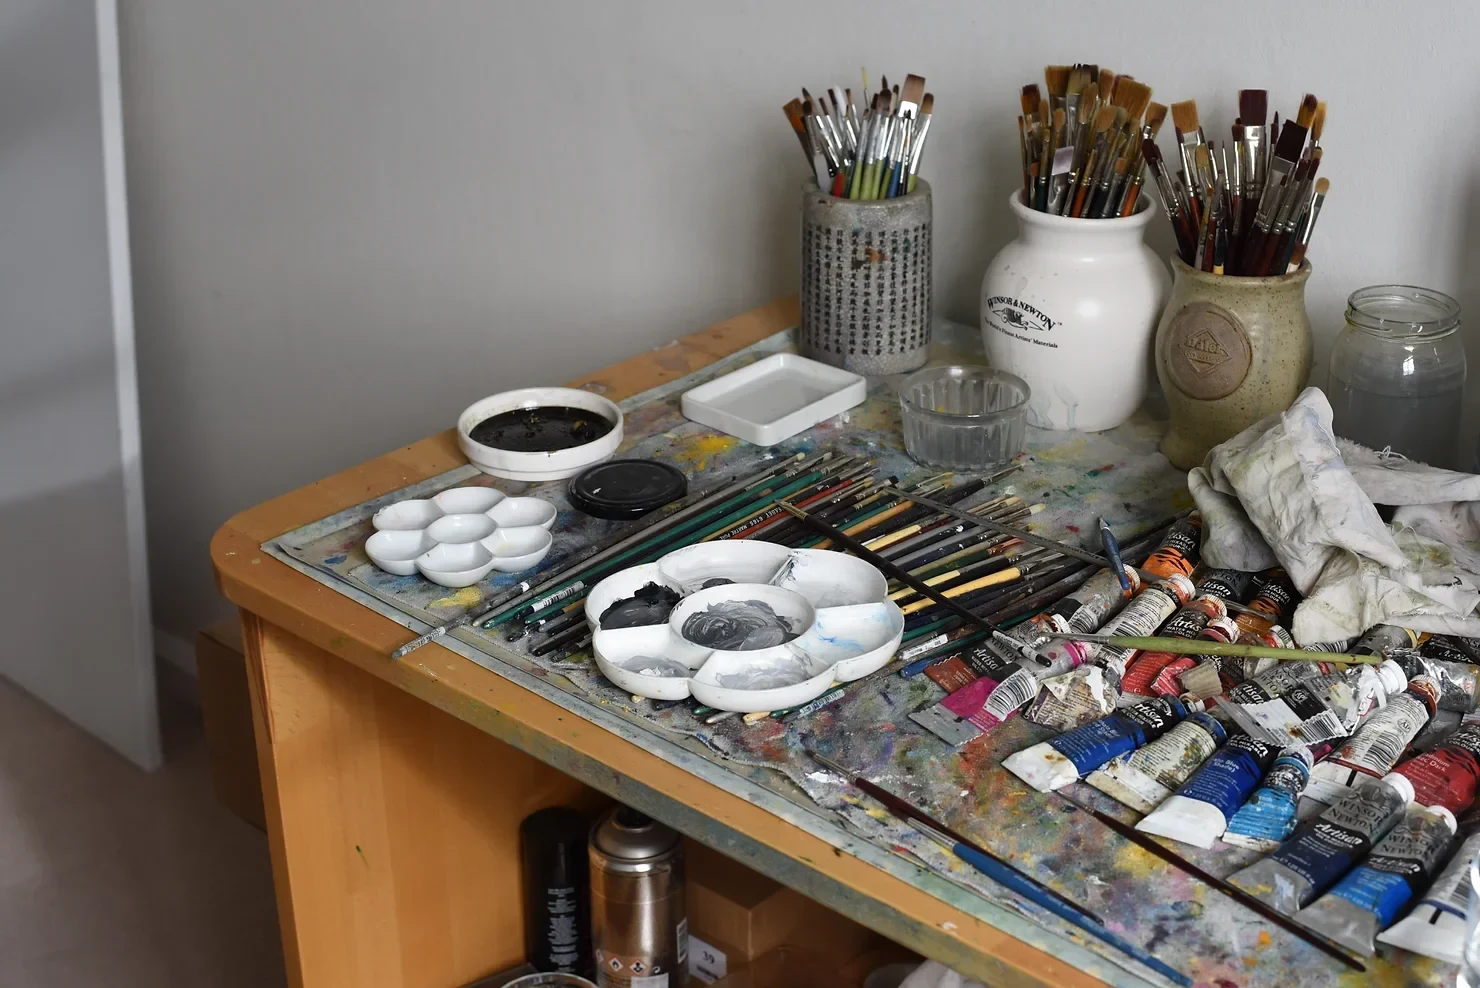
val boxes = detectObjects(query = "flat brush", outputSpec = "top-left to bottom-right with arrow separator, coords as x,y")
1053,790 -> 1365,972
805,749 -> 1102,923
1287,177 -> 1329,271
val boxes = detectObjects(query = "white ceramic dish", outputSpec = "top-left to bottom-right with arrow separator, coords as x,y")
364,485 -> 555,586
587,542 -> 904,712
457,387 -> 624,482
680,353 -> 867,447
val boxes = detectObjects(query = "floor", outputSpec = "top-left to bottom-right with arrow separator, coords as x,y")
0,677 -> 287,987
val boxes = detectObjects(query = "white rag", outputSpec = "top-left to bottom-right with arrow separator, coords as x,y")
898,961 -> 988,988
1188,387 -> 1480,644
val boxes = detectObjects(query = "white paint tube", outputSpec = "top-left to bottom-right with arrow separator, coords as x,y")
1305,677 -> 1441,805
1136,734 -> 1282,849
1002,695 -> 1196,793
1085,711 -> 1227,814
1220,660 -> 1407,748
1027,573 -> 1192,681
1226,772 -> 1414,916
1376,829 -> 1480,963
1294,803 -> 1457,957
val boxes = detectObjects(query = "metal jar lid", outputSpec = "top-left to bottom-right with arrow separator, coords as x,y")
590,807 -> 679,870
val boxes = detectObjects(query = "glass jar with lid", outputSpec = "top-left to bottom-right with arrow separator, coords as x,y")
1327,285 -> 1464,469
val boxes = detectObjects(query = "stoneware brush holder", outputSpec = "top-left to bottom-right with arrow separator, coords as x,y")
800,181 -> 932,374
1154,258 -> 1313,469
980,193 -> 1169,432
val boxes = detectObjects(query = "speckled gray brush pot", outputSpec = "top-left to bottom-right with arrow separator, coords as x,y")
1155,257 -> 1313,469
800,181 -> 932,374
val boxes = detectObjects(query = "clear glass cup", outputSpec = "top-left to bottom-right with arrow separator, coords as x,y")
898,365 -> 1029,470
1327,285 -> 1464,469
1463,853 -> 1480,988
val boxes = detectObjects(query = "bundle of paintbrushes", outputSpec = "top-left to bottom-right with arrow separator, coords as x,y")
783,70 -> 934,199
1145,90 -> 1331,275
1016,64 -> 1160,217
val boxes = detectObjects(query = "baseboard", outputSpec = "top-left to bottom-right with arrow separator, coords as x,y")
154,626 -> 197,678
154,626 -> 201,708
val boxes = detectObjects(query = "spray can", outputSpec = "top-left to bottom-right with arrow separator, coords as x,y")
589,808 -> 688,988
521,808 -> 593,976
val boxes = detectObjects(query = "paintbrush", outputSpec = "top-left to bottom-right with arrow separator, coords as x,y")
1287,177 -> 1328,271
805,749 -> 1101,922
1041,631 -> 1382,664
907,93 -> 933,193
1053,790 -> 1365,971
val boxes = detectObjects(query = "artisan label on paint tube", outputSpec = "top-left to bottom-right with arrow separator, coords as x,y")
1177,734 -> 1281,820
1046,697 -> 1187,776
1326,807 -> 1456,925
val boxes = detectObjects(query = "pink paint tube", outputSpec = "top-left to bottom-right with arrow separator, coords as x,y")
1393,718 -> 1480,814
1019,567 -> 1140,678
1305,676 -> 1442,804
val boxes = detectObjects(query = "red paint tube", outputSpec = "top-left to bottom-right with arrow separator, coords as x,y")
1152,615 -> 1241,696
1122,595 -> 1228,697
1393,719 -> 1480,814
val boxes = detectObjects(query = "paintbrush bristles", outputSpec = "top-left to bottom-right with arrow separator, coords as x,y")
1315,176 -> 1329,195
1098,68 -> 1115,99
1021,84 -> 1041,120
1311,101 -> 1326,142
1044,65 -> 1071,97
1145,102 -> 1167,137
1092,104 -> 1116,133
901,74 -> 925,107
1238,89 -> 1267,126
1170,100 -> 1199,136
1297,93 -> 1319,128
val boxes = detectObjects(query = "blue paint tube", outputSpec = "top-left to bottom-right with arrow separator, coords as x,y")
1136,733 -> 1281,849
1001,695 -> 1194,793
1377,829 -> 1480,963
1227,772 -> 1414,915
1223,746 -> 1317,851
1294,803 -> 1457,956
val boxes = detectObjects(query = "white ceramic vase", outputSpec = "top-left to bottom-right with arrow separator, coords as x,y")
980,193 -> 1169,431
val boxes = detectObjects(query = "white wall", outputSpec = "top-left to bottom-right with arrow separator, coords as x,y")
118,0 -> 1480,643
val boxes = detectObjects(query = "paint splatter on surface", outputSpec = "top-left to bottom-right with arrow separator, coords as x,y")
270,323 -> 1452,987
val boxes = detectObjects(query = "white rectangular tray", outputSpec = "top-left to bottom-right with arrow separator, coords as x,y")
679,353 -> 867,446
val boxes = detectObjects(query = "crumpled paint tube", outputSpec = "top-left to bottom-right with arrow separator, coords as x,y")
1396,646 -> 1480,713
1085,711 -> 1227,814
1376,829 -> 1480,962
1227,772 -> 1414,915
1393,719 -> 1480,813
1305,677 -> 1441,804
1221,660 -> 1407,748
1006,565 -> 1138,658
1137,734 -> 1281,849
1294,802 -> 1458,957
1017,567 -> 1141,679
1024,665 -> 1116,731
1222,746 -> 1318,851
1002,696 -> 1195,793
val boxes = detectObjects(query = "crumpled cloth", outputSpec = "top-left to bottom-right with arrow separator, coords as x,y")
1188,387 -> 1480,643
898,961 -> 988,988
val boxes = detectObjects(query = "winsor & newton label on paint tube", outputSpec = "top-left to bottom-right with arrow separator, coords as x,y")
1137,734 -> 1280,849
1306,677 -> 1440,804
1227,772 -> 1413,915
1025,666 -> 1114,731
1295,803 -> 1457,956
1394,721 -> 1480,813
1223,746 -> 1316,851
1377,829 -> 1480,963
1096,575 -> 1196,679
1086,712 -> 1227,814
1002,696 -> 1191,793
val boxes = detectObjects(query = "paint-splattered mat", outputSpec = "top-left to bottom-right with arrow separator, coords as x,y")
269,323 -> 1444,988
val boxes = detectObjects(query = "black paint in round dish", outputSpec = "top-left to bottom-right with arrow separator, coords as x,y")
568,459 -> 687,520
468,406 -> 615,453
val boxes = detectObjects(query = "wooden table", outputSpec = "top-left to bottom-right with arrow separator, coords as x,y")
212,298 -> 1115,988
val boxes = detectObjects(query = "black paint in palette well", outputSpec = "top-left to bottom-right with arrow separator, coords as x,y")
598,583 -> 683,629
469,406 -> 614,452
519,807 -> 593,977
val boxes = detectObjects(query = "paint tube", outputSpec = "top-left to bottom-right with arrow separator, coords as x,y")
1024,665 -> 1115,731
1222,746 -> 1317,850
1227,772 -> 1415,915
1152,615 -> 1240,700
1137,734 -> 1281,849
1304,676 -> 1441,804
1224,624 -> 1299,684
1350,624 -> 1420,658
1376,829 -> 1480,962
1220,660 -> 1408,748
1008,566 -> 1139,658
1395,647 -> 1480,713
1294,803 -> 1458,956
1393,719 -> 1480,813
1019,568 -> 1141,678
1120,582 -> 1236,698
1138,516 -> 1201,581
912,646 -> 1021,746
1002,695 -> 1195,793
1434,635 -> 1480,663
1412,708 -> 1465,753
1094,574 -> 1197,683
1085,711 -> 1227,813
1232,568 -> 1299,639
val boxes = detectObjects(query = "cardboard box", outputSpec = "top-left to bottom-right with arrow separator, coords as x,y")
684,839 -> 878,975
195,621 -> 265,831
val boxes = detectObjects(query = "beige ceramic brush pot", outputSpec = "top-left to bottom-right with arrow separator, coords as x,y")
1154,258 -> 1313,469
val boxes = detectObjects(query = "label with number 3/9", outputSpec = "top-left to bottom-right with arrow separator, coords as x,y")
686,935 -> 728,984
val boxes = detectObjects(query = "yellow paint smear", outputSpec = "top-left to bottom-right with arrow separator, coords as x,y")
429,586 -> 483,610
671,434 -> 738,471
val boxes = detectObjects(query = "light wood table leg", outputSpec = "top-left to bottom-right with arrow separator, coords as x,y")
241,611 -> 604,988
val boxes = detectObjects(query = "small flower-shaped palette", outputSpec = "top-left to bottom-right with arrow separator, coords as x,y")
364,486 -> 556,587
585,541 -> 905,713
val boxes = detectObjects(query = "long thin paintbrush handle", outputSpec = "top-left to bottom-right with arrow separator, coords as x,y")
1047,633 -> 1382,664
927,833 -> 1192,988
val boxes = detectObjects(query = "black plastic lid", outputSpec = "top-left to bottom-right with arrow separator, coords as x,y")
568,459 -> 686,520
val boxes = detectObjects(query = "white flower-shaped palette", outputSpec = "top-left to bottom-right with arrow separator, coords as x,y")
585,540 -> 906,713
365,486 -> 557,587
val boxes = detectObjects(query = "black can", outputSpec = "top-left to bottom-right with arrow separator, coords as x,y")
521,808 -> 593,976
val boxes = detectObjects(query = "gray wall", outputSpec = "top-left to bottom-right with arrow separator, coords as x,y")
119,0 -> 1480,644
